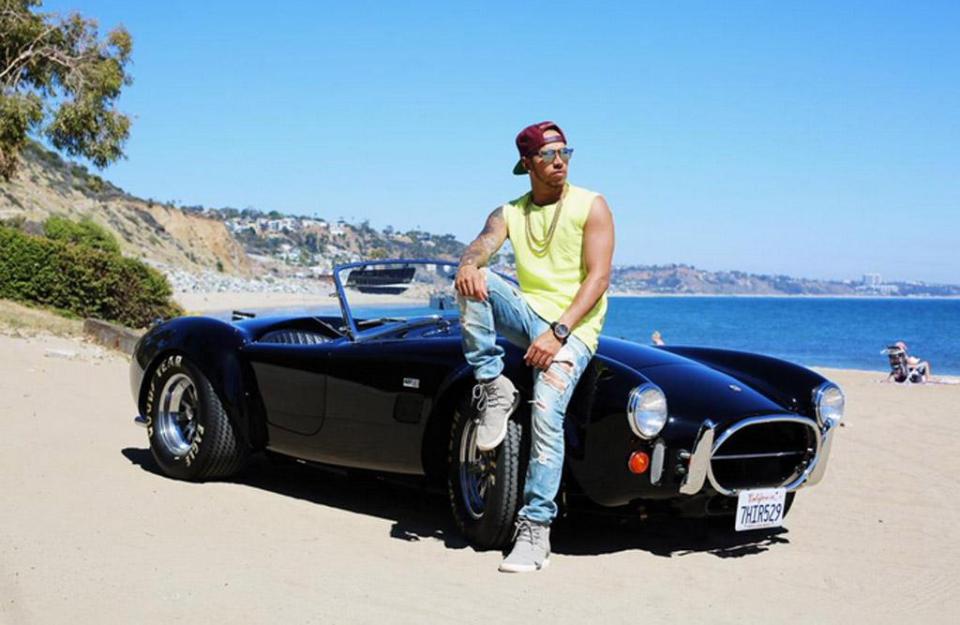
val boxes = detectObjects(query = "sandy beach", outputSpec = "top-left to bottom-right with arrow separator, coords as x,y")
174,288 -> 438,317
173,290 -> 340,315
1,321 -> 958,624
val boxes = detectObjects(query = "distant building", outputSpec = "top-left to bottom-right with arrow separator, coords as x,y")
862,273 -> 882,287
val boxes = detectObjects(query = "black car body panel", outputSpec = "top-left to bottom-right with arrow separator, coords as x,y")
131,259 -> 839,516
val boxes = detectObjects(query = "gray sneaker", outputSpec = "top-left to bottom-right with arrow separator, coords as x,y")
473,376 -> 519,451
499,517 -> 551,573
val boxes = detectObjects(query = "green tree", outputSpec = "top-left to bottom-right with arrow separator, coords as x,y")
0,0 -> 133,181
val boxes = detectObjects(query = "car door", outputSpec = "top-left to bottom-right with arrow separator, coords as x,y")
317,326 -> 461,474
242,341 -> 333,458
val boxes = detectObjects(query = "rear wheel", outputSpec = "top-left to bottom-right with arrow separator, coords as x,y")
447,395 -> 523,549
145,354 -> 248,481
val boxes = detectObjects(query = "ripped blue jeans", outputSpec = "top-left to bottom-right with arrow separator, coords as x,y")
457,269 -> 594,525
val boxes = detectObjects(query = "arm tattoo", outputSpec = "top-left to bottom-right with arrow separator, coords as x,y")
460,208 -> 505,268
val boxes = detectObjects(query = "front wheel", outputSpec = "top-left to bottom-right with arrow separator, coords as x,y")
145,353 -> 248,481
447,396 -> 523,549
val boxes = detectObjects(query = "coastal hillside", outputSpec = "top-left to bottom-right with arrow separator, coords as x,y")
209,207 -> 465,273
0,142 -> 253,276
0,142 -> 466,283
1,142 -> 956,297
610,264 -> 960,297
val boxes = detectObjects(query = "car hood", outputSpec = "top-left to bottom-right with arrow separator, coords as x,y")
596,337 -> 788,429
596,336 -> 695,369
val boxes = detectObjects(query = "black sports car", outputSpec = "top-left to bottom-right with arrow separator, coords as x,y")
130,259 -> 843,547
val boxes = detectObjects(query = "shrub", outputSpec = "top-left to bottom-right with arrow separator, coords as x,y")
43,215 -> 121,254
0,224 -> 182,328
1,215 -> 26,230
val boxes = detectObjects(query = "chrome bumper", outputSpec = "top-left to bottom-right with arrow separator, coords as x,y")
679,414 -> 837,496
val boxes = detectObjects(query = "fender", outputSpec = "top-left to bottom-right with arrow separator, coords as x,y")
430,340 -> 536,407
422,342 -> 660,502
134,316 -> 264,448
564,354 -> 664,505
660,346 -> 828,415
420,340 -> 535,481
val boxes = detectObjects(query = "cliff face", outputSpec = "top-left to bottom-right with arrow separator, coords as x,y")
611,264 -> 858,295
0,143 -> 252,276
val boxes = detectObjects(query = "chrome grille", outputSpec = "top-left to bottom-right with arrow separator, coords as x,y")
707,415 -> 819,495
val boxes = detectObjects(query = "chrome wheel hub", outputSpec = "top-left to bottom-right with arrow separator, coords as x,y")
156,373 -> 200,456
459,418 -> 497,520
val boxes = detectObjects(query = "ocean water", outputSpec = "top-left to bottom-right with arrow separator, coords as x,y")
220,296 -> 960,375
604,296 -> 960,375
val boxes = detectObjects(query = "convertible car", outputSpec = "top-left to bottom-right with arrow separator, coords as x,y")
129,259 -> 843,548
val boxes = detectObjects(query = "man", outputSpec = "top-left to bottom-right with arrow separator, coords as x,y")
454,121 -> 615,572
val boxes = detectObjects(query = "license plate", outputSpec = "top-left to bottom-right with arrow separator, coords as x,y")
735,488 -> 787,531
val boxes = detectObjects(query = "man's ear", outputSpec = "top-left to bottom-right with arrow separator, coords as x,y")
521,156 -> 530,172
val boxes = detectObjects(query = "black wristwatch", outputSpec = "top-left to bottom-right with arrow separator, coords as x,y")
550,321 -> 570,344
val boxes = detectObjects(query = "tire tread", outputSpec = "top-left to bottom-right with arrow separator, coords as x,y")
447,395 -> 525,550
195,370 -> 247,479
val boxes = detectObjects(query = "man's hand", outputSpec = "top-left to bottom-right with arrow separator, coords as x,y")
524,330 -> 563,370
455,264 -> 488,301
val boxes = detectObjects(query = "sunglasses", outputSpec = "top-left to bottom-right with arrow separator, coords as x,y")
536,147 -> 574,164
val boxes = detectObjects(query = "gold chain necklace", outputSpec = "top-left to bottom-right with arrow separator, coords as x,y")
524,186 -> 566,256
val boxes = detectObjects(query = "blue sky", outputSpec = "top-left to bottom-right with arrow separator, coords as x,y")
40,1 -> 959,283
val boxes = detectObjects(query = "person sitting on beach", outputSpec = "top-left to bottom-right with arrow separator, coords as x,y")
886,341 -> 932,383
651,330 -> 665,346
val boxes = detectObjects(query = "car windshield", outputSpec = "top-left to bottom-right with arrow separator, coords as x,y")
334,260 -> 460,335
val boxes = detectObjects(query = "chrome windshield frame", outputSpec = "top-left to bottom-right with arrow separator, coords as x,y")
332,258 -> 460,340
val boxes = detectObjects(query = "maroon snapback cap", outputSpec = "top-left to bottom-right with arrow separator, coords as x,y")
513,121 -> 567,175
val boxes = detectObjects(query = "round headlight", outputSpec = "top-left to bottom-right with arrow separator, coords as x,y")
627,384 -> 668,439
814,383 -> 844,427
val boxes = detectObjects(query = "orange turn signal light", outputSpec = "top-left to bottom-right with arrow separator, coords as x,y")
628,451 -> 650,475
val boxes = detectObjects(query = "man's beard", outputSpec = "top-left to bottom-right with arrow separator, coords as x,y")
534,167 -> 566,188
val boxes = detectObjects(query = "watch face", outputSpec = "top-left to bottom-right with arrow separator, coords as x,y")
554,323 -> 570,338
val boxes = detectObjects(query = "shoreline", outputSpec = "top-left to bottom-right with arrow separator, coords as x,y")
168,291 -> 960,376
8,292 -> 958,376
4,307 -> 952,382
812,366 -> 959,384
608,292 -> 960,300
180,289 -> 960,309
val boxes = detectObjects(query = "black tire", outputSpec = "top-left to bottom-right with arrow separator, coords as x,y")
144,353 -> 248,481
447,395 -> 523,549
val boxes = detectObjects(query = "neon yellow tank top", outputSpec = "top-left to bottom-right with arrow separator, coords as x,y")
503,183 -> 607,352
